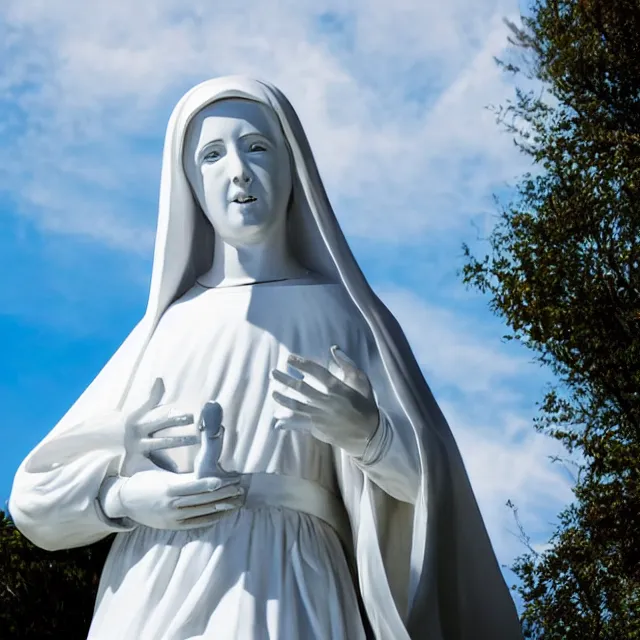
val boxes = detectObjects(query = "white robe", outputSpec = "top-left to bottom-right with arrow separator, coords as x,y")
88,281 -> 417,640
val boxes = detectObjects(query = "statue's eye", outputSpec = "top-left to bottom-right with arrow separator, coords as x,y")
203,149 -> 222,163
249,143 -> 267,153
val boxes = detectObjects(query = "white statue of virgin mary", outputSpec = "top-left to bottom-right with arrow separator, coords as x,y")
9,77 -> 523,640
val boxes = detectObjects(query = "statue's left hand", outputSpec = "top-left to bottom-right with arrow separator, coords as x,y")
271,345 -> 380,458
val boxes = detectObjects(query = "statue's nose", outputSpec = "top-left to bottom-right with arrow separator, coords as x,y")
228,148 -> 252,186
232,173 -> 251,186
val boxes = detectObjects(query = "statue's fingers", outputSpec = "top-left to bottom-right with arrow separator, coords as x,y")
144,411 -> 195,434
175,502 -> 243,528
172,485 -> 244,509
273,416 -> 314,434
150,376 -> 166,401
330,345 -> 359,368
175,498 -> 244,523
286,354 -> 351,399
327,356 -> 343,381
272,391 -> 325,418
275,416 -> 336,447
167,476 -> 240,497
287,355 -> 334,385
271,369 -> 329,404
330,346 -> 373,396
199,401 -> 223,432
330,346 -> 367,381
127,378 -> 165,425
140,435 -> 200,452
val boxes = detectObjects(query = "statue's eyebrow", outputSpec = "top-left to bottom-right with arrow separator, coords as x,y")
241,131 -> 272,141
200,138 -> 223,149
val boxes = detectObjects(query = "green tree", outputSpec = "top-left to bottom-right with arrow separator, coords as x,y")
462,0 -> 640,637
0,510 -> 112,639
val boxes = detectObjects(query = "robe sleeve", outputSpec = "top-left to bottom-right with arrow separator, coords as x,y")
349,331 -> 421,505
350,406 -> 420,504
8,412 -> 135,551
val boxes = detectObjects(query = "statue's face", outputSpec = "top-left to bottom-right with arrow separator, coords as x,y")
183,98 -> 293,247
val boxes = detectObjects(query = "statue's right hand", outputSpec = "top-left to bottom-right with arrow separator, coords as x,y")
124,378 -> 199,462
116,470 -> 244,530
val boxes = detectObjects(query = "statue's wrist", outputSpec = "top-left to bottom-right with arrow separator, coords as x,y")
353,409 -> 390,466
98,475 -> 129,520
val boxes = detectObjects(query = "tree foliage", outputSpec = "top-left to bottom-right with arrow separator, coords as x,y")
0,510 -> 112,639
462,0 -> 640,637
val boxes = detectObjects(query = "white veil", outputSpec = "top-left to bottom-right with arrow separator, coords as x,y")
11,77 -> 523,639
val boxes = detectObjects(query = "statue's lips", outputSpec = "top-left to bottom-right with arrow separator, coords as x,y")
231,195 -> 257,204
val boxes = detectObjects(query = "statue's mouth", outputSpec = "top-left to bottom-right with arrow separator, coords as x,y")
233,195 -> 257,204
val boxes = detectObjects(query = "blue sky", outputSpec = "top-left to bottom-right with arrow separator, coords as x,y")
1,0 -> 573,597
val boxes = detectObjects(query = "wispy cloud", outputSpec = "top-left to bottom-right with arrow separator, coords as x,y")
0,0 -> 528,248
447,398 -> 573,564
380,287 -> 529,395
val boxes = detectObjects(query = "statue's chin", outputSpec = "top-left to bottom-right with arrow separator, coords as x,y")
217,222 -> 270,248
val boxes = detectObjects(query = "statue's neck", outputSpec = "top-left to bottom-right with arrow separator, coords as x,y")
197,227 -> 308,289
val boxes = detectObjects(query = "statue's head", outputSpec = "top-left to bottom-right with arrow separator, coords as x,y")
182,97 -> 293,248
145,77 -> 342,316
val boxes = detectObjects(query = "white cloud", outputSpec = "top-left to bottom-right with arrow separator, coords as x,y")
379,287 -> 529,395
0,0 -> 529,248
445,399 -> 573,564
